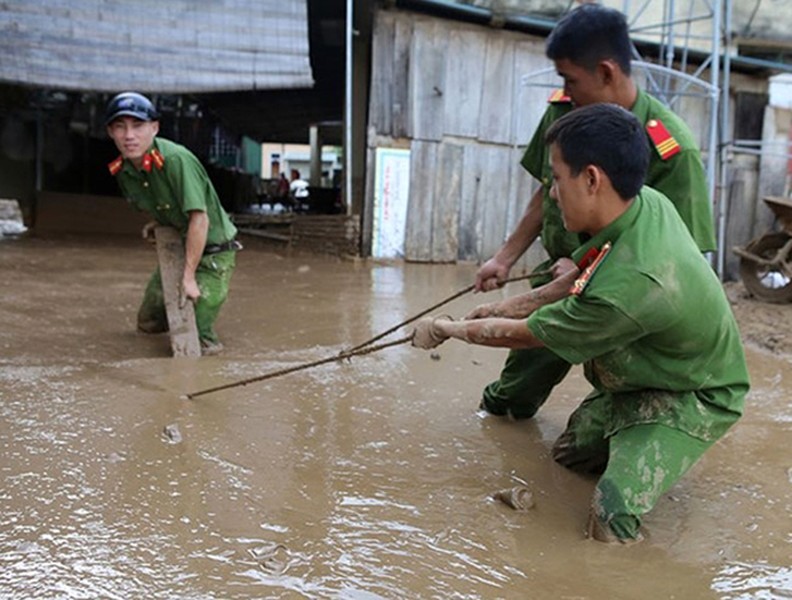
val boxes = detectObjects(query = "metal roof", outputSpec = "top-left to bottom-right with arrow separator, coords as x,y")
0,0 -> 314,93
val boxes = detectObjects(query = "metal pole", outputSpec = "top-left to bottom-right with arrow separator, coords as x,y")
35,108 -> 44,193
717,0 -> 733,278
344,0 -> 354,216
707,0 -> 722,275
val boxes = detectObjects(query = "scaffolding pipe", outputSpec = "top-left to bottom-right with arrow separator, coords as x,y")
707,0 -> 722,275
717,0 -> 733,279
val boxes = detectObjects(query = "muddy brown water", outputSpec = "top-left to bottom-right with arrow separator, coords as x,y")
1,235 -> 790,599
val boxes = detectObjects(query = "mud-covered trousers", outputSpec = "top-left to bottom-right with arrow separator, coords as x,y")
481,346 -> 571,419
136,250 -> 237,345
552,391 -> 714,541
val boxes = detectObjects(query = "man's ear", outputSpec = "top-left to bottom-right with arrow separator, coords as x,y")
585,165 -> 603,193
152,121 -> 160,135
598,59 -> 618,85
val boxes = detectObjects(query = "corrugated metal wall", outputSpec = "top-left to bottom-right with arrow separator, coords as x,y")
0,0 -> 314,92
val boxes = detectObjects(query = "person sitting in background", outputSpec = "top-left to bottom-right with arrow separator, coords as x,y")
289,169 -> 309,200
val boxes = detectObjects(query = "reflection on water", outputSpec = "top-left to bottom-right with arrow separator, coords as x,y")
1,238 -> 791,598
712,562 -> 792,598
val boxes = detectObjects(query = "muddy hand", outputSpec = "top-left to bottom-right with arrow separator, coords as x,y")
141,220 -> 158,244
411,315 -> 453,349
551,257 -> 580,280
474,257 -> 510,293
180,277 -> 201,308
465,300 -> 507,320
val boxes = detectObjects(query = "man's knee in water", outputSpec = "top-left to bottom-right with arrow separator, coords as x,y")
480,382 -> 543,420
551,430 -> 608,475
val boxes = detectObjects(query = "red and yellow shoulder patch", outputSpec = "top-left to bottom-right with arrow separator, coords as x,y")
150,148 -> 165,169
548,89 -> 572,104
107,155 -> 123,176
646,118 -> 681,160
141,149 -> 166,173
570,242 -> 612,296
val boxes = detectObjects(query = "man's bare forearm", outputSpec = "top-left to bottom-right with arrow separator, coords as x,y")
468,262 -> 578,320
184,211 -> 209,277
437,317 -> 544,349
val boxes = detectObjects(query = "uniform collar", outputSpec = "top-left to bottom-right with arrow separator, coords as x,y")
107,140 -> 165,176
572,191 -> 643,264
628,87 -> 650,123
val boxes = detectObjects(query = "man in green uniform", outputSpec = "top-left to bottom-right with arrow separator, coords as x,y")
474,4 -> 717,419
413,104 -> 749,543
105,92 -> 240,355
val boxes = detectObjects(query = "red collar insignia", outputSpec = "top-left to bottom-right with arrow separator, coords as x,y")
548,89 -> 572,104
141,149 -> 165,172
108,149 -> 165,176
570,242 -> 612,296
107,156 -> 123,176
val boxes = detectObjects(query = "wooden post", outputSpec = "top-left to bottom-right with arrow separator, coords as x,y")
154,226 -> 201,357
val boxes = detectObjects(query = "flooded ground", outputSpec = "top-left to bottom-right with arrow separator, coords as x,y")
1,234 -> 791,599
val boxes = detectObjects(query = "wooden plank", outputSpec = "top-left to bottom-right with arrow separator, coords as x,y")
409,19 -> 445,141
154,226 -> 201,358
236,227 -> 291,243
513,40 -> 555,146
443,28 -> 487,139
477,145 -> 514,261
505,145 -> 534,234
507,145 -> 550,275
369,10 -> 395,135
432,142 -> 463,262
479,36 -> 515,144
404,141 -> 437,261
392,15 -> 413,138
458,144 -> 485,261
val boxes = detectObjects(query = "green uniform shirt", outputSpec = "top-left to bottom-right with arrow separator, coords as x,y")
521,89 -> 717,260
526,187 -> 749,441
114,138 -> 237,246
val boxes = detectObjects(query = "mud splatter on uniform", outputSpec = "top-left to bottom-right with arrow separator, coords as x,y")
483,88 -> 718,417
525,186 -> 748,539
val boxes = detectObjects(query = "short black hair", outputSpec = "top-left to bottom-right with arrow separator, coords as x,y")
546,4 -> 632,75
545,104 -> 649,200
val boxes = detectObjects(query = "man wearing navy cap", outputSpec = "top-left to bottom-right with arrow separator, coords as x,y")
105,92 -> 240,355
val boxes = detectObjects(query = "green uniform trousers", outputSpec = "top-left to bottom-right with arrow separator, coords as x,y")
137,250 -> 237,345
552,391 -> 714,541
481,346 -> 572,419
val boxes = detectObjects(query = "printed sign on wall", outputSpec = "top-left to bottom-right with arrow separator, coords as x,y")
372,148 -> 411,258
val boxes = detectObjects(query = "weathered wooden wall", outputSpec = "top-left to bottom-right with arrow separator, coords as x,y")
366,9 -> 552,269
365,9 -> 715,269
365,7 -> 781,281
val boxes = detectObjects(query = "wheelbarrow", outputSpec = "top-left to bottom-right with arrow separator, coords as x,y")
733,195 -> 792,303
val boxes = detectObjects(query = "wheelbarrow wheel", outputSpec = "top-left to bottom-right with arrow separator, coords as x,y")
739,232 -> 792,303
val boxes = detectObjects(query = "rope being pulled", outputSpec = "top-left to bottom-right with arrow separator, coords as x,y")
186,335 -> 412,399
340,270 -> 551,354
186,269 -> 550,399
